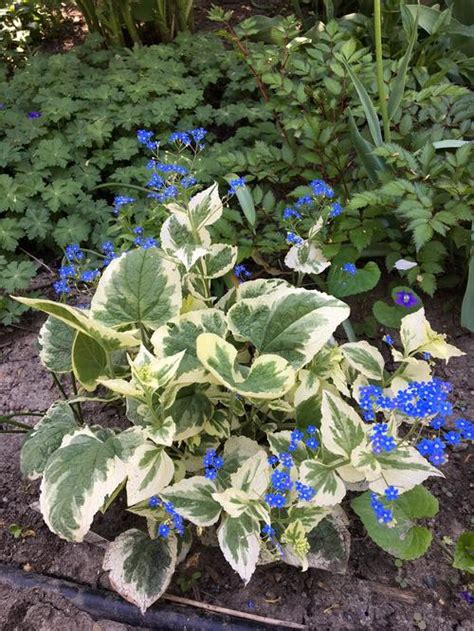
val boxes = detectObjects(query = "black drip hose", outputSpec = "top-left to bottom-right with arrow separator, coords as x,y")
0,563 -> 290,630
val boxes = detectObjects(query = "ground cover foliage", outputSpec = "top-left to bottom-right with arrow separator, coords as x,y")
1,0 -> 473,614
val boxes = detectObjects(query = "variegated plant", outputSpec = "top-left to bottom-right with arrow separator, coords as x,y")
14,184 -> 467,612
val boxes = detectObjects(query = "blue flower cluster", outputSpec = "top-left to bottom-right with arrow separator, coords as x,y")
53,244 -> 101,295
416,437 -> 447,466
148,496 -> 184,537
359,380 -> 453,423
370,492 -> 394,524
261,523 -> 284,556
283,207 -> 302,220
203,449 -> 224,481
168,127 -> 207,149
137,129 -> 157,151
101,241 -> 118,266
343,263 -> 357,276
286,231 -> 303,246
234,263 -> 252,282
370,423 -> 397,454
287,426 -> 319,452
229,177 -> 246,195
310,179 -> 334,198
329,202 -> 343,218
113,196 -> 135,216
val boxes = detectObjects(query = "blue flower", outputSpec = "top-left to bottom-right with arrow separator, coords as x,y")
156,163 -> 188,175
205,467 -> 218,480
329,202 -> 343,218
27,111 -> 41,119
305,436 -> 319,450
370,493 -> 393,524
291,429 -> 304,442
309,179 -> 334,198
286,232 -> 303,246
295,481 -> 316,501
370,424 -> 397,454
133,226 -> 144,235
307,425 -> 317,435
65,243 -> 84,262
169,131 -> 191,145
147,173 -> 165,189
113,196 -> 135,215
383,334 -> 394,346
444,431 -> 461,446
384,486 -> 398,501
148,496 -> 161,508
278,452 -> 293,468
137,129 -> 157,150
141,237 -> 158,250
158,523 -> 170,538
422,352 -> 431,360
343,263 -> 357,276
283,207 -> 301,220
295,196 -> 313,208
59,265 -> 76,279
271,470 -> 293,492
267,455 -> 279,466
203,448 -> 224,480
262,524 -> 275,537
394,290 -> 418,308
229,177 -> 246,195
181,175 -> 197,188
80,269 -> 100,282
234,263 -> 252,281
53,279 -> 71,295
189,127 -> 208,147
265,492 -> 286,509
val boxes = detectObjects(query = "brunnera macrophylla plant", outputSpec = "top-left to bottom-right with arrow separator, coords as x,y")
14,184 -> 471,613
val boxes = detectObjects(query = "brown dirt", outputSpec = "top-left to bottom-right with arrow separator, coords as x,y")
0,291 -> 472,630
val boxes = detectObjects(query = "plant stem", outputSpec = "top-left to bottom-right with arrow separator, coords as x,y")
374,0 -> 391,142
70,374 -> 84,424
0,417 -> 32,430
52,372 -> 68,400
106,353 -> 116,378
342,319 -> 357,342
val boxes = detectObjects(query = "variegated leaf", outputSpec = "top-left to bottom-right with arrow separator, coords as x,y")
90,248 -> 181,330
201,243 -> 238,279
299,460 -> 347,506
196,333 -> 295,400
218,513 -> 261,583
20,401 -> 77,480
103,529 -> 177,613
351,442 -> 443,494
160,213 -> 210,270
14,297 -> 138,351
285,241 -> 331,275
212,488 -> 251,518
40,427 -> 142,541
72,331 -> 107,391
340,341 -> 385,381
320,390 -> 366,458
231,451 -> 271,498
160,477 -> 221,527
151,309 -> 227,380
126,443 -> 174,505
130,346 -> 184,391
400,308 -> 464,361
187,183 -> 223,231
167,387 -> 213,441
228,286 -> 350,369
237,278 -> 289,301
38,316 -> 75,373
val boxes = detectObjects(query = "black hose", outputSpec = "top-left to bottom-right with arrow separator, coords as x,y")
0,563 -> 290,630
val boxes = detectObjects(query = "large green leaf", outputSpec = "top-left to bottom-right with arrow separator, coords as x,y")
218,513 -> 261,583
90,248 -> 181,330
38,316 -> 75,374
327,261 -> 381,298
151,309 -> 227,380
14,297 -> 139,351
72,331 -> 108,391
196,333 -> 295,400
230,451 -> 270,498
347,111 -> 386,183
351,485 -> 438,560
342,60 -> 383,146
40,427 -> 143,541
126,443 -> 174,506
103,529 -> 177,613
453,532 -> 474,573
228,286 -> 350,369
20,401 -> 77,480
160,477 -> 221,527
321,390 -> 366,458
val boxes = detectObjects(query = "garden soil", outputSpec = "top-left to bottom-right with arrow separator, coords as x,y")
0,293 -> 472,630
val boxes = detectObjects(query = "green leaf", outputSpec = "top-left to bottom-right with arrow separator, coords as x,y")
14,298 -> 139,351
230,451 -> 270,497
151,309 -> 227,380
166,387 -> 213,440
20,401 -> 78,480
340,341 -> 385,380
160,477 -> 221,527
351,485 -> 438,560
38,316 -> 75,374
0,260 -> 36,293
90,248 -> 181,331
186,183 -> 223,231
299,460 -> 346,506
40,427 -> 142,541
160,213 -> 210,271
234,182 -> 256,227
461,222 -> 474,332
320,390 -> 366,458
53,216 -> 90,248
201,243 -> 238,279
228,285 -> 350,369
218,513 -> 261,583
453,532 -> 474,573
196,333 -> 295,400
103,529 -> 177,613
71,332 -> 108,391
284,241 -> 330,275
327,261 -> 381,298
342,60 -> 383,146
347,111 -> 386,182
388,8 -> 418,121
126,443 -> 174,506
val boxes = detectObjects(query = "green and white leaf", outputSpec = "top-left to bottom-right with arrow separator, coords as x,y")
267,431 -> 310,465
351,442 -> 443,494
288,505 -> 330,532
196,333 -> 295,400
212,488 -> 251,518
237,278 -> 289,301
151,309 -> 227,380
40,427 -> 142,541
38,316 -> 75,373
285,241 -> 330,275
160,476 -> 221,527
72,331 -> 108,391
340,341 -> 385,380
14,297 -> 139,351
103,528 -> 177,613
228,286 -> 349,369
299,460 -> 347,506
167,387 -> 213,440
180,183 -> 223,231
90,248 -> 181,330
352,485 -> 438,560
160,213 -> 210,270
218,513 -> 261,583
321,390 -> 366,458
201,243 -> 238,279
231,451 -> 271,498
130,346 -> 184,391
126,443 -> 174,505
221,436 -> 262,478
400,308 -> 464,361
98,378 -> 143,398
20,402 -> 77,480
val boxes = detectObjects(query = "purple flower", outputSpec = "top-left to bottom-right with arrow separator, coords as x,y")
27,111 -> 41,119
394,291 -> 418,308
